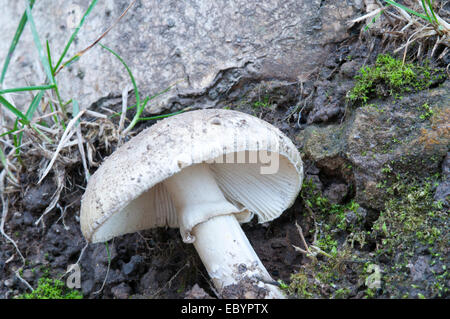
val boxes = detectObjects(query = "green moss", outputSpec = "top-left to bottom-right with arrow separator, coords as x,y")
302,178 -> 362,234
252,95 -> 271,109
288,272 -> 314,298
418,102 -> 434,120
289,171 -> 448,299
369,177 -> 449,298
348,54 -> 444,104
18,278 -> 83,299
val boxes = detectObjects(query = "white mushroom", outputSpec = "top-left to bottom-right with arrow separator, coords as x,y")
80,109 -> 303,298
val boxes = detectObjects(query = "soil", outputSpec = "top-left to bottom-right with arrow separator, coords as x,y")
1,30 -> 449,299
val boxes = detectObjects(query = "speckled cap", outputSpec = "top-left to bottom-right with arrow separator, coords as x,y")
80,109 -> 303,243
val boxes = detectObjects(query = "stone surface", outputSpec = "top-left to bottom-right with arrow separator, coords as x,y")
0,0 -> 359,115
184,284 -> 213,299
111,282 -> 132,299
434,152 -> 450,208
297,81 -> 450,211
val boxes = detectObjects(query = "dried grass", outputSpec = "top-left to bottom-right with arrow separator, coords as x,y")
349,0 -> 449,62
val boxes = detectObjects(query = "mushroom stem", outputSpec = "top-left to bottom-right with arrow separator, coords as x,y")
164,163 -> 285,298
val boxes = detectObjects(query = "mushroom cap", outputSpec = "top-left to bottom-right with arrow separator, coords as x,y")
81,109 -> 303,243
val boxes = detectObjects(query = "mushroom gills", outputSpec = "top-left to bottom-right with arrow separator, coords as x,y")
163,163 -> 285,298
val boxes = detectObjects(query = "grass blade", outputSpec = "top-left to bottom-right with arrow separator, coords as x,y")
53,0 -> 99,72
424,0 -> 439,25
25,2 -> 54,84
25,90 -> 44,120
138,107 -> 192,121
383,0 -> 431,22
0,0 -> 36,85
0,96 -> 29,124
100,43 -> 144,134
0,84 -> 55,94
72,99 -> 81,127
46,40 -> 53,71
10,90 -> 44,158
99,43 -> 140,106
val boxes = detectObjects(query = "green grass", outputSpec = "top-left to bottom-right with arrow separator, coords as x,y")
0,0 -> 36,85
0,0 -> 178,168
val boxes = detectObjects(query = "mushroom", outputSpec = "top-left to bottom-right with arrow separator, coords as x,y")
80,109 -> 303,298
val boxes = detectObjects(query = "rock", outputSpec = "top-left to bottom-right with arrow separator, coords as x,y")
4,278 -> 15,288
345,206 -> 366,225
106,269 -> 126,286
297,81 -> 450,211
81,279 -> 94,296
22,269 -> 35,281
91,243 -> 118,265
345,211 -> 358,224
408,256 -> 431,282
22,211 -> 34,226
434,181 -> 450,208
0,1 -> 360,114
122,255 -> 145,276
324,183 -> 348,204
139,269 -> 158,292
22,180 -> 56,214
440,152 -> 450,177
111,282 -> 132,299
185,284 -> 213,299
434,152 -> 450,208
340,60 -> 360,78
356,206 -> 367,221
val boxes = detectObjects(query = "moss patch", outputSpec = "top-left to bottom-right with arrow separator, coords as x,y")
348,54 -> 445,104
18,277 -> 83,299
288,173 -> 448,299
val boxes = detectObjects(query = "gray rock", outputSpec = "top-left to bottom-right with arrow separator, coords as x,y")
122,255 -> 145,276
82,278 -> 94,296
340,60 -> 360,78
22,180 -> 56,214
297,81 -> 450,211
434,152 -> 450,207
441,152 -> 450,178
434,181 -> 449,208
111,282 -> 132,299
324,183 -> 348,204
0,1 -> 360,115
22,269 -> 35,281
91,242 -> 118,265
408,256 -> 430,282
140,269 -> 157,288
185,284 -> 213,299
356,206 -> 367,221
22,211 -> 34,226
4,278 -> 15,288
